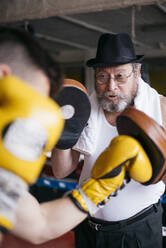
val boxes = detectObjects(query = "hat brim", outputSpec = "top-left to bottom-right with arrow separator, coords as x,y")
86,55 -> 144,68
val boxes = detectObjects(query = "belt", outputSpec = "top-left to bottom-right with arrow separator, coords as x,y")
88,201 -> 160,231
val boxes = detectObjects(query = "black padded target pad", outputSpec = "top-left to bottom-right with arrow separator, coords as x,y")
55,86 -> 91,149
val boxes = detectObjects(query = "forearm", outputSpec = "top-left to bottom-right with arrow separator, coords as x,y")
12,192 -> 87,244
51,148 -> 80,178
12,192 -> 46,244
39,197 -> 86,242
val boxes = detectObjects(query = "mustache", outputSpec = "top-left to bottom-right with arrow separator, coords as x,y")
105,91 -> 117,97
104,91 -> 126,99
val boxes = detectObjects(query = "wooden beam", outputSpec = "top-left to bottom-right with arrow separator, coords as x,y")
0,0 -> 165,23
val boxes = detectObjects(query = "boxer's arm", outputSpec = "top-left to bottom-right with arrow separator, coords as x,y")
12,135 -> 152,244
12,191 -> 86,244
51,148 -> 80,178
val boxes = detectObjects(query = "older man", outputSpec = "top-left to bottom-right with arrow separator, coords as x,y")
52,33 -> 166,247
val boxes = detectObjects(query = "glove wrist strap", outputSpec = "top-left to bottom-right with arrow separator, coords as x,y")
68,188 -> 99,216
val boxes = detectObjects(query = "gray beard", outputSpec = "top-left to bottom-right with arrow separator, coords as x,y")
97,89 -> 137,113
99,98 -> 131,112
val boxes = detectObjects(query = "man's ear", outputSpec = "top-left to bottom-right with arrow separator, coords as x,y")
0,64 -> 11,78
134,64 -> 141,78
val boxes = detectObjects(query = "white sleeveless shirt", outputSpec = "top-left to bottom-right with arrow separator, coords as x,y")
73,77 -> 165,221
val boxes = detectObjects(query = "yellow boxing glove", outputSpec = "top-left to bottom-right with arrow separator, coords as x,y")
70,135 -> 152,214
0,76 -> 64,231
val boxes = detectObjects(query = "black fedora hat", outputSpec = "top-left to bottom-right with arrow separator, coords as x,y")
87,33 -> 144,68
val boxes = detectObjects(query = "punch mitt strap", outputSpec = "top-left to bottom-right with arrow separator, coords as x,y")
116,107 -> 166,185
55,79 -> 91,149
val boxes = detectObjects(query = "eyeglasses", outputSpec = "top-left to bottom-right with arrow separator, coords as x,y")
96,70 -> 134,85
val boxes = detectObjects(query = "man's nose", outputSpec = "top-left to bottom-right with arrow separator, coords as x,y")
107,77 -> 117,91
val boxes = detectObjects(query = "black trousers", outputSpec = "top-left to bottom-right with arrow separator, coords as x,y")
74,202 -> 163,248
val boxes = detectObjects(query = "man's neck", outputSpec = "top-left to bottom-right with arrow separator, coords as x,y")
103,110 -> 121,126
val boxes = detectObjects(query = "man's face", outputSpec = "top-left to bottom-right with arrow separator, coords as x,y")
95,63 -> 140,113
